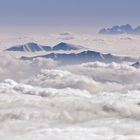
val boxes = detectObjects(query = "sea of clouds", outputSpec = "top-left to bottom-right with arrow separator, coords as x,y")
0,52 -> 140,139
0,32 -> 140,139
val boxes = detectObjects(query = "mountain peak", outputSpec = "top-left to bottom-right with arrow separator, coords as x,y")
53,42 -> 82,51
5,42 -> 51,52
21,50 -> 136,65
132,62 -> 140,68
99,24 -> 140,35
5,42 -> 83,52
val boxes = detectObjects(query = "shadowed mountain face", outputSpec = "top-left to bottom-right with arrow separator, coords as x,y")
53,42 -> 81,51
5,42 -> 82,52
21,50 -> 136,65
99,24 -> 140,35
5,42 -> 52,52
132,62 -> 140,68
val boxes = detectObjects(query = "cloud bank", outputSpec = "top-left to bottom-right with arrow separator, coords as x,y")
0,57 -> 140,139
0,54 -> 58,81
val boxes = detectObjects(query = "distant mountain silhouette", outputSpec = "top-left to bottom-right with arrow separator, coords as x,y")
21,50 -> 136,65
53,42 -> 81,51
99,24 -> 140,35
5,42 -> 51,52
132,62 -> 140,68
5,42 -> 82,52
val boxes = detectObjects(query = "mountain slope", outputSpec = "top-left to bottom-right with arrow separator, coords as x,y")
5,42 -> 82,52
5,42 -> 51,52
132,62 -> 140,68
53,42 -> 82,51
99,24 -> 140,35
21,50 -> 136,65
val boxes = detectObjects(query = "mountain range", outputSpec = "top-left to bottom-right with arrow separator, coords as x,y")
5,42 -> 82,52
5,42 -> 51,52
99,24 -> 140,35
21,50 -> 136,65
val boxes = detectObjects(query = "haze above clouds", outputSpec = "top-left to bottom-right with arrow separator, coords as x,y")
1,32 -> 140,57
0,24 -> 140,140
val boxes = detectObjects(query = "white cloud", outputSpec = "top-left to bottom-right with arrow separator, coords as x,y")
0,54 -> 58,81
0,54 -> 140,139
27,69 -> 125,94
57,32 -> 75,40
0,77 -> 140,139
63,62 -> 140,85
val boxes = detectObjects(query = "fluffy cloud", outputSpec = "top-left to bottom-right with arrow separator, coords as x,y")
1,78 -> 140,122
26,64 -> 140,94
0,54 -> 58,81
64,62 -> 140,85
0,78 -> 140,139
27,69 -> 124,94
0,58 -> 140,93
0,59 -> 140,139
1,79 -> 90,98
58,32 -> 75,40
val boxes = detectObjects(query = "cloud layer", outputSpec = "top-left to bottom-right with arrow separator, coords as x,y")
0,57 -> 140,139
0,77 -> 140,139
0,54 -> 58,81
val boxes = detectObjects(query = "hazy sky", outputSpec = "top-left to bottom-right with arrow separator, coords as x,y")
0,0 -> 139,30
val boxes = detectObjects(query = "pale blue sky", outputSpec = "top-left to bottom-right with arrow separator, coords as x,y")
0,0 -> 139,29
